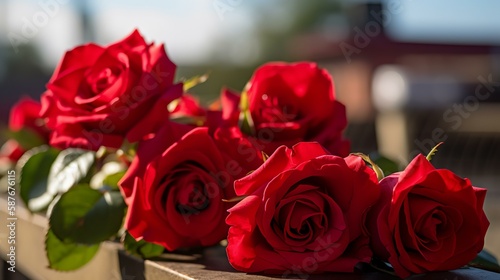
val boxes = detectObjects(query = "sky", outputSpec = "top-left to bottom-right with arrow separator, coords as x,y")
386,0 -> 500,45
2,0 -> 259,67
2,0 -> 500,69
87,0 -> 258,65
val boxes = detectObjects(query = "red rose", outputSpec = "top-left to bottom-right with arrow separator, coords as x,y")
40,29 -> 181,150
206,88 -> 241,130
226,142 -> 379,274
170,94 -> 206,126
1,97 -> 48,161
10,97 -> 48,139
119,124 -> 262,250
229,62 -> 349,156
0,140 -> 24,162
368,155 -> 489,278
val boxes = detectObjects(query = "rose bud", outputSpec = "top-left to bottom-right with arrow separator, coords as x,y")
1,97 -> 48,161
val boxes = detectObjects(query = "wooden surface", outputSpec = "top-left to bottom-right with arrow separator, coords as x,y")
1,195 -> 500,280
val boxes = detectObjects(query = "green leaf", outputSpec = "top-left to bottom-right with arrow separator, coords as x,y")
369,153 -> 400,176
170,115 -> 205,126
118,140 -> 137,158
102,171 -> 126,189
89,162 -> 125,191
48,148 -> 95,194
123,231 -> 164,259
261,151 -> 270,162
19,148 -> 95,212
239,86 -> 250,111
238,89 -> 256,136
426,142 -> 444,162
6,128 -> 45,150
222,195 -> 248,203
469,249 -> 500,273
369,258 -> 396,276
45,229 -> 99,271
239,110 -> 256,136
17,146 -> 60,212
352,153 -> 385,181
49,184 -> 126,244
182,73 -> 210,92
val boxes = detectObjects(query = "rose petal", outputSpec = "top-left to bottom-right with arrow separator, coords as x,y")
234,142 -> 330,196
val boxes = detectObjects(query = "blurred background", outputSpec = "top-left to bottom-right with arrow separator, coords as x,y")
0,0 -> 499,257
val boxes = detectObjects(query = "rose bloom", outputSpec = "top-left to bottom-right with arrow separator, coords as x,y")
0,97 -> 48,161
41,29 -> 181,150
226,142 -> 379,274
10,97 -> 48,138
368,154 -> 489,278
119,123 -> 262,250
229,62 -> 349,157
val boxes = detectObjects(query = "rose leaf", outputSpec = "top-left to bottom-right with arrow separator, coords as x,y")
426,142 -> 444,161
237,89 -> 256,136
468,249 -> 500,273
182,72 -> 210,92
352,153 -> 385,180
5,128 -> 45,150
45,229 -> 100,271
49,184 -> 126,244
369,258 -> 397,276
89,162 -> 126,191
170,115 -> 205,126
369,152 -> 400,176
47,148 -> 96,194
123,231 -> 164,259
17,146 -> 60,212
239,110 -> 256,136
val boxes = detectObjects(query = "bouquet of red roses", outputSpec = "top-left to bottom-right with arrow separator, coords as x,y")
1,30 -> 497,278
